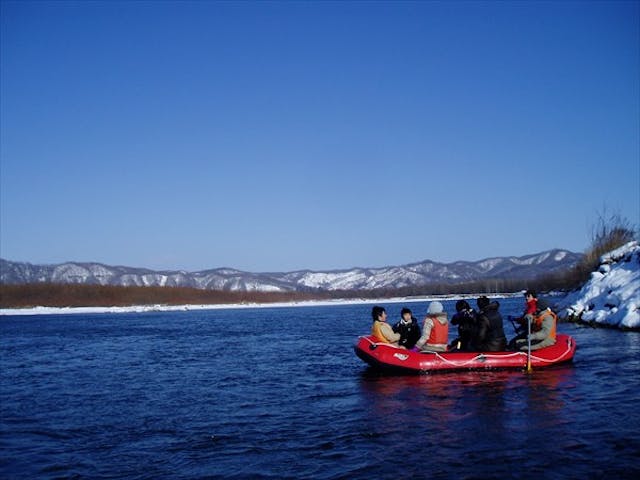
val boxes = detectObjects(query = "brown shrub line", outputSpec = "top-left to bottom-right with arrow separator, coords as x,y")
0,273 -> 584,309
0,283 -> 327,308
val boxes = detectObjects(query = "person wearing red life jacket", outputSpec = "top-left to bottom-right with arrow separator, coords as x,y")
370,306 -> 401,346
513,290 -> 538,330
524,290 -> 538,315
412,301 -> 449,352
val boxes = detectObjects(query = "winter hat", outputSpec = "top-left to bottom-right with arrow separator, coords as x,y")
427,301 -> 444,315
455,300 -> 471,312
536,297 -> 550,312
476,296 -> 490,310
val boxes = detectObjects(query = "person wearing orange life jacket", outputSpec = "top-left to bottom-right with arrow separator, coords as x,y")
370,306 -> 401,346
513,297 -> 557,351
412,301 -> 449,352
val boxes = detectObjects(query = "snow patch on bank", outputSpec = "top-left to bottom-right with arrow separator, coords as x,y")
560,241 -> 640,329
0,293 -> 520,316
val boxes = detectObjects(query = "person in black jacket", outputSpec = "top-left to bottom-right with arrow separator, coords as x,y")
449,300 -> 477,350
471,296 -> 507,352
392,307 -> 421,349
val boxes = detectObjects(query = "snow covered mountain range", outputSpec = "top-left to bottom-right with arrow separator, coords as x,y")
1,249 -> 581,292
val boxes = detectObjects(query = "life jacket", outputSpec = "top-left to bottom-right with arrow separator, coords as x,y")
371,321 -> 390,343
533,309 -> 557,341
427,316 -> 449,345
525,298 -> 538,315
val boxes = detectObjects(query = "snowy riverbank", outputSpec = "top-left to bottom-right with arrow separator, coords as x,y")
0,293 -> 520,316
3,241 -> 638,330
558,241 -> 639,330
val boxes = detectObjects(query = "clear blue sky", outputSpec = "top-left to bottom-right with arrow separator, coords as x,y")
1,0 -> 638,272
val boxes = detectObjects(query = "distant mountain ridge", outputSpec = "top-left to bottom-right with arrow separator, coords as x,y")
0,249 -> 582,292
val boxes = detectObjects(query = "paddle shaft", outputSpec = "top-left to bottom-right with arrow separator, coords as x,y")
508,316 -> 522,335
526,316 -> 533,373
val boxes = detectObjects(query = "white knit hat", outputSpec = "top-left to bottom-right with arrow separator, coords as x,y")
427,301 -> 444,315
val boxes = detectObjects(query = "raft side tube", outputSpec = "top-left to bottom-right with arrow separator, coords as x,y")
354,334 -> 576,374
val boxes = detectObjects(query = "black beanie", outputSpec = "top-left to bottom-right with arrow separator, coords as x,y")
477,296 -> 490,309
455,300 -> 470,312
536,298 -> 550,312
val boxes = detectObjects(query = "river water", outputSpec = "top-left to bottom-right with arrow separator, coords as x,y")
1,298 -> 639,479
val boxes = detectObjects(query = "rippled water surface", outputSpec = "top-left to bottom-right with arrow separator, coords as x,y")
2,298 -> 639,479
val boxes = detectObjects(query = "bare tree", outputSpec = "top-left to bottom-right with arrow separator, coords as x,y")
587,205 -> 637,266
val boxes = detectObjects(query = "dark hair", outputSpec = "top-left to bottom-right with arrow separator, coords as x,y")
371,306 -> 386,321
536,297 -> 550,312
455,300 -> 471,312
525,289 -> 537,298
400,307 -> 412,317
476,296 -> 490,310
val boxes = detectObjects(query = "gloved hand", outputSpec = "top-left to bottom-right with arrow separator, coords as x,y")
410,346 -> 420,352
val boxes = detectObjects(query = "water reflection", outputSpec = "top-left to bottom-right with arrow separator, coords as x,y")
358,366 -> 577,447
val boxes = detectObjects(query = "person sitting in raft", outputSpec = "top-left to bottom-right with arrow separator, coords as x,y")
412,301 -> 449,352
449,300 -> 477,351
392,307 -> 421,349
513,290 -> 538,331
472,296 -> 507,352
371,306 -> 401,346
511,297 -> 557,351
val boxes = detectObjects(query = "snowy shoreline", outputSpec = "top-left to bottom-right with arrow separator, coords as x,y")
0,292 -> 521,316
557,241 -> 639,330
3,242 -> 638,330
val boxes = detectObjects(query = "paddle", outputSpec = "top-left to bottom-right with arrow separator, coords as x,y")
526,315 -> 533,374
508,315 -> 522,335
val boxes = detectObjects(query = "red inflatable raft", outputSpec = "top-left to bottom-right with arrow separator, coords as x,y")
354,334 -> 577,374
